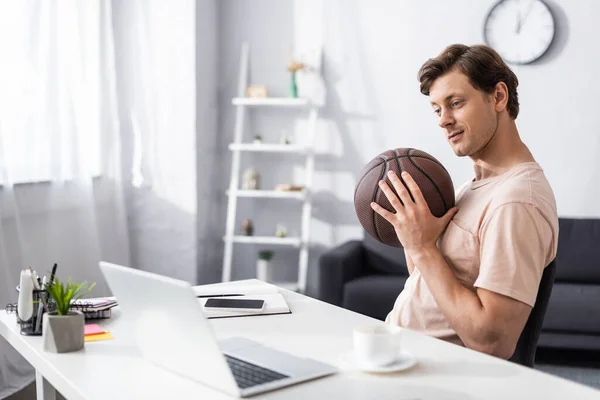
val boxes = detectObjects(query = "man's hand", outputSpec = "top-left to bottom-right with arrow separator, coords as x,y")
370,170 -> 458,255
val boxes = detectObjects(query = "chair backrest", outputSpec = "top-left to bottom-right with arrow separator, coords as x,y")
362,232 -> 409,275
509,259 -> 557,367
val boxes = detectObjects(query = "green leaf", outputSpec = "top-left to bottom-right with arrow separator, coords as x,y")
45,275 -> 96,316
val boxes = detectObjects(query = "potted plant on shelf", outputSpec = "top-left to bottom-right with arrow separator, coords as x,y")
43,277 -> 95,353
257,250 -> 274,283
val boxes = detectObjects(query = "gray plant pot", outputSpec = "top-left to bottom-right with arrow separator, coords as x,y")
43,311 -> 85,353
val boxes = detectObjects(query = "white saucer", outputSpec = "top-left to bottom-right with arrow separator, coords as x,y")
338,351 -> 417,373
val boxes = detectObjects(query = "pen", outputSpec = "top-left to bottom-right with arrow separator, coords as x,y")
49,263 -> 58,284
196,294 -> 244,298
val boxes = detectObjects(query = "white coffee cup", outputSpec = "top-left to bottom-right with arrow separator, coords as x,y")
353,324 -> 402,367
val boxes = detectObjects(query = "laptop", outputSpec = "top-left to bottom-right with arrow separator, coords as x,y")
99,262 -> 337,397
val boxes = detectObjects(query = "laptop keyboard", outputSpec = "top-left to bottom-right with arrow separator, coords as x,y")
224,354 -> 289,389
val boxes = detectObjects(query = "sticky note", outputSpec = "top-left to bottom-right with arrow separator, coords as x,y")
84,324 -> 105,336
84,332 -> 113,342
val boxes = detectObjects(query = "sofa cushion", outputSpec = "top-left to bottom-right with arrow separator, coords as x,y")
538,331 -> 600,350
342,275 -> 407,321
363,233 -> 408,275
555,218 -> 600,282
542,282 -> 600,334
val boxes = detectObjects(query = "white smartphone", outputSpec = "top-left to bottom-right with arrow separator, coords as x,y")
203,298 -> 265,312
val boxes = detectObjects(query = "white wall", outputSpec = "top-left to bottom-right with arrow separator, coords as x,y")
216,0 -> 600,295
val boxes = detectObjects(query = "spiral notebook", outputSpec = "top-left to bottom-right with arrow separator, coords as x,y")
71,297 -> 118,319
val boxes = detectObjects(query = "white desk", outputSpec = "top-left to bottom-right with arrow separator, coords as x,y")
1,279 -> 599,400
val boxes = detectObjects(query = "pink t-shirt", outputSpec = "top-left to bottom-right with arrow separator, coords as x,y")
385,162 -> 558,346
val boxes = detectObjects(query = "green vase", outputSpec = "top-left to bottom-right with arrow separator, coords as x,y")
290,72 -> 298,98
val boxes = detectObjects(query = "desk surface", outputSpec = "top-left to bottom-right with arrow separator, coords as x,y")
1,279 -> 599,400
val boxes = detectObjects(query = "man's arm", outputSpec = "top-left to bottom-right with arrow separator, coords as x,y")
371,170 -> 544,359
405,252 -> 415,275
411,246 -> 531,358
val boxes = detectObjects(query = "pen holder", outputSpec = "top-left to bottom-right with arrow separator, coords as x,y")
12,286 -> 54,336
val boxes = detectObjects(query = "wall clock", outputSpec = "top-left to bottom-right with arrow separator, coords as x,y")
484,0 -> 556,65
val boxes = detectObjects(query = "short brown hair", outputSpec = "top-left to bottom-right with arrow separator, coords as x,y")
418,44 -> 520,119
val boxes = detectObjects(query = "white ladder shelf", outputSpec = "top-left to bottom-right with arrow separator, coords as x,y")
221,43 -> 319,294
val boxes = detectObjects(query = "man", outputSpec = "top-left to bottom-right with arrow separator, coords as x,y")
371,44 -> 558,359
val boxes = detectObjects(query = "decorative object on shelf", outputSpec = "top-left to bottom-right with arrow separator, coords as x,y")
246,84 -> 268,98
253,134 -> 263,144
275,223 -> 288,238
242,167 -> 260,190
241,218 -> 254,236
288,50 -> 305,98
274,184 -> 304,192
43,277 -> 95,353
279,130 -> 292,145
287,55 -> 305,98
256,250 -> 274,282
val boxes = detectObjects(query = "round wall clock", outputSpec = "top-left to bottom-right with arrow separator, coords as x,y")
484,0 -> 556,65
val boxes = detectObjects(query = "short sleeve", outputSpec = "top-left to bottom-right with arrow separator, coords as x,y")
474,203 -> 554,307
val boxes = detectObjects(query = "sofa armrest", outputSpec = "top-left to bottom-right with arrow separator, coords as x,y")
318,240 -> 365,306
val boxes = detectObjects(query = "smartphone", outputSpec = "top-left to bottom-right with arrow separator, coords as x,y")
203,298 -> 265,312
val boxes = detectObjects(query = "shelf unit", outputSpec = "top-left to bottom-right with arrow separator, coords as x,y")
224,236 -> 302,247
232,97 -> 310,107
222,42 -> 319,294
228,143 -> 309,154
226,190 -> 306,200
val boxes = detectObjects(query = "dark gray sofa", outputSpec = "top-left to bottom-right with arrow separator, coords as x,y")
318,218 -> 600,351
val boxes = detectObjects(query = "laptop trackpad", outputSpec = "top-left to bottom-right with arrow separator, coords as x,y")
220,337 -> 321,377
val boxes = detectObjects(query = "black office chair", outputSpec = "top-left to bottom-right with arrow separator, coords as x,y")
508,259 -> 557,367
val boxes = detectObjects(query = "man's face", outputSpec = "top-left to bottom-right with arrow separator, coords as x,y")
429,70 -> 498,158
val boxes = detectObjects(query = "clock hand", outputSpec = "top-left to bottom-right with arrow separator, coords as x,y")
518,0 -> 536,34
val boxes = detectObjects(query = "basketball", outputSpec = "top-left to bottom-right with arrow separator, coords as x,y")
354,148 -> 455,247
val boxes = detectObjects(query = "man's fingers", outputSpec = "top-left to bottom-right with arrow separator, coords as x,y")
441,207 -> 459,225
386,170 -> 415,207
378,179 -> 404,212
370,201 -> 396,222
399,171 -> 427,207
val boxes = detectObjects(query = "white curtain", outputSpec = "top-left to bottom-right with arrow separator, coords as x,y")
0,1 -> 130,397
112,0 -> 198,282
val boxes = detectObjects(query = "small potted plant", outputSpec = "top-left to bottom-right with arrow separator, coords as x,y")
43,277 -> 95,353
275,223 -> 287,238
253,134 -> 263,144
257,250 -> 274,282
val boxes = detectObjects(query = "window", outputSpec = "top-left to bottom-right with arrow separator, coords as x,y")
0,2 -> 105,185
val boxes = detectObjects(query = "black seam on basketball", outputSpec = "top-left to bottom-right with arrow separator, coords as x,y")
372,156 -> 388,243
394,149 -> 416,203
407,149 -> 448,211
392,149 -> 406,205
356,154 -> 446,185
404,149 -> 449,174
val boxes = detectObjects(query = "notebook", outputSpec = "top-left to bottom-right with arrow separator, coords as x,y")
70,297 -> 118,319
197,293 -> 291,319
71,297 -> 118,312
